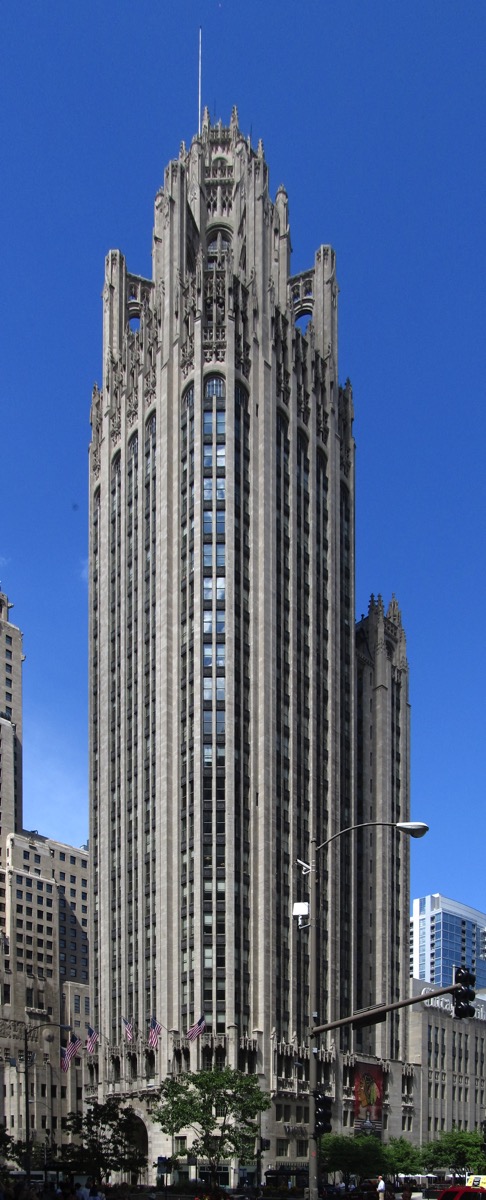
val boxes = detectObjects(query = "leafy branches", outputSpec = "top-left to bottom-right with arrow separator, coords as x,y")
62,1098 -> 147,1182
153,1069 -> 270,1188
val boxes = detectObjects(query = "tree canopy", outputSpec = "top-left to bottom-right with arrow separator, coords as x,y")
420,1130 -> 486,1175
320,1134 -> 388,1184
62,1098 -> 147,1182
383,1137 -> 423,1176
153,1068 -> 270,1188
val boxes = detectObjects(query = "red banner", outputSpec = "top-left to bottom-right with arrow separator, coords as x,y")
354,1062 -> 383,1136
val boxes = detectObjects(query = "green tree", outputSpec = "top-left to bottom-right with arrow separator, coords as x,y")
420,1130 -> 486,1176
383,1138 -> 423,1178
0,1125 -> 14,1179
153,1068 -> 270,1190
320,1134 -> 388,1185
63,1098 -> 147,1182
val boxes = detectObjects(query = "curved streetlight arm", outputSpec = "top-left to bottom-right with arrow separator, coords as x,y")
314,819 -> 429,856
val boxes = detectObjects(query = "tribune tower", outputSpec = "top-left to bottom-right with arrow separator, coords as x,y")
89,109 -> 411,1160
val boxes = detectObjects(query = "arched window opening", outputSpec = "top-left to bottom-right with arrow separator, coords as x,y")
183,384 -> 195,410
145,1049 -> 155,1079
207,230 -> 232,267
204,376 -> 226,402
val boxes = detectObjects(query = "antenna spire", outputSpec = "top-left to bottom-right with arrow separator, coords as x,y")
198,27 -> 202,135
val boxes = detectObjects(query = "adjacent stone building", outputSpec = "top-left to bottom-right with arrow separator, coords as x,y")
0,592 -> 90,1161
0,591 -> 24,879
409,979 -> 486,1143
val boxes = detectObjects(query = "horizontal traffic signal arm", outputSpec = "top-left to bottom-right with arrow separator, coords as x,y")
312,982 -> 468,1037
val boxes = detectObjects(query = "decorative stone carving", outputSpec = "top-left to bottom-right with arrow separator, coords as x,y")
90,383 -> 103,478
126,388 -> 139,428
181,336 -> 194,379
0,1018 -> 39,1041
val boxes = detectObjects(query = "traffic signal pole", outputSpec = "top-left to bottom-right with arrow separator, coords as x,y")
305,822 -> 429,1200
308,836 -> 319,1200
306,976 -> 473,1200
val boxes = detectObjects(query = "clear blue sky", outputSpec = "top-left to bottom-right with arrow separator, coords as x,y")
1,1 -> 485,911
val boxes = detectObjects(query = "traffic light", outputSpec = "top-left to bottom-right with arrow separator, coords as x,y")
454,965 -> 476,1019
314,1088 -> 332,1135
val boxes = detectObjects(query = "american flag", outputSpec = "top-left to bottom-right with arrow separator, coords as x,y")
61,1035 -> 82,1072
186,1014 -> 206,1041
148,1016 -> 162,1049
86,1026 -> 99,1054
122,1017 -> 133,1043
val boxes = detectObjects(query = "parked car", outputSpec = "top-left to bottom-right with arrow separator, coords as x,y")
437,1187 -> 486,1200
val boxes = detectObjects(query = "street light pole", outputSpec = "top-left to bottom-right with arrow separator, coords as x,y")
24,1025 -> 31,1187
305,820 -> 428,1200
13,1018 -> 71,1186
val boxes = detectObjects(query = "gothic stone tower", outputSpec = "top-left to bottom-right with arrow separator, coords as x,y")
89,108 -> 357,1156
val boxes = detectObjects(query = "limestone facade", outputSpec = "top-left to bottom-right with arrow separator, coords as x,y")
88,110 -> 415,1176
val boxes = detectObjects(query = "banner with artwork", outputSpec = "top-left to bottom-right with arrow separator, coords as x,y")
354,1062 -> 383,1136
